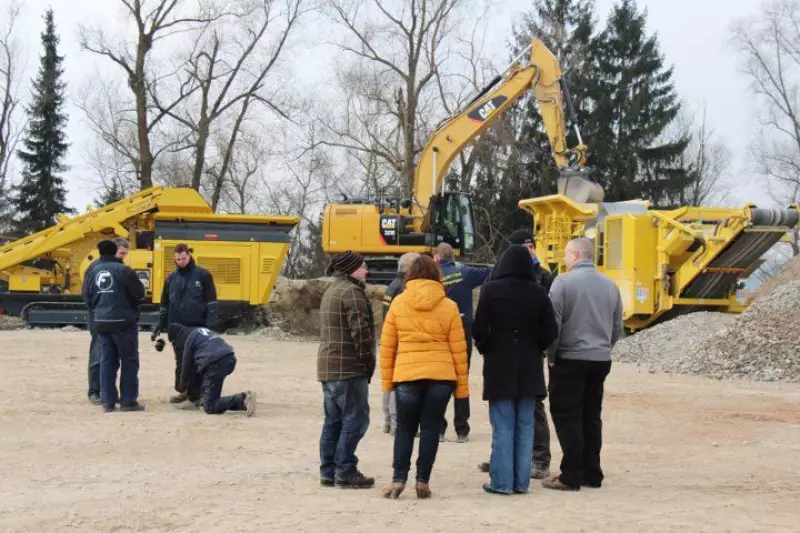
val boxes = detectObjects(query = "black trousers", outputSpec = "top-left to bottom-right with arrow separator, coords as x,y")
548,358 -> 612,489
188,355 -> 246,414
442,319 -> 472,437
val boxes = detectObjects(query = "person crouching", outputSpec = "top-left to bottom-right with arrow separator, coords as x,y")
167,324 -> 256,416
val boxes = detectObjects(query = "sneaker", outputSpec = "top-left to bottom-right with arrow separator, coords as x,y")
170,392 -> 189,404
120,403 -> 146,412
173,400 -> 200,410
531,465 -> 550,479
244,391 -> 257,417
103,405 -> 115,413
541,475 -> 580,491
478,461 -> 490,473
336,471 -> 375,489
457,434 -> 469,443
320,478 -> 335,487
88,393 -> 102,405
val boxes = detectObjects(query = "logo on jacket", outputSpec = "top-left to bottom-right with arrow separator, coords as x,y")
95,271 -> 114,292
195,281 -> 202,288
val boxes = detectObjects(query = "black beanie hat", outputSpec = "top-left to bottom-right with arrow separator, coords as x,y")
508,229 -> 534,246
97,239 -> 118,256
326,251 -> 365,276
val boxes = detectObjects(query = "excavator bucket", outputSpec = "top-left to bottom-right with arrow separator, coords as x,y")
557,172 -> 605,204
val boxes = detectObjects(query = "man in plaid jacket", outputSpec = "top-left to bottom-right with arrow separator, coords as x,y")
317,251 -> 376,489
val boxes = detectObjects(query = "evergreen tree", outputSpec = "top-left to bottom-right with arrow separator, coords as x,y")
590,0 -> 689,205
12,9 -> 72,234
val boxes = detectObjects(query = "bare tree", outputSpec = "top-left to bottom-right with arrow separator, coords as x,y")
0,1 -> 22,195
79,0 -> 229,189
732,0 -> 800,255
320,0 -> 473,196
156,0 -> 306,200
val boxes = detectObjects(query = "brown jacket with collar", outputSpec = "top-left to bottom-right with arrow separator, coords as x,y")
317,273 -> 376,382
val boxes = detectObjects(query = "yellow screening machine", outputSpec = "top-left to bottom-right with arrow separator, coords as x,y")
519,180 -> 800,332
0,186 -> 299,328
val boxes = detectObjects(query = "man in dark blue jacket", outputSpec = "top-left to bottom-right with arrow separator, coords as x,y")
434,242 -> 492,443
168,323 -> 255,415
82,239 -> 145,412
152,243 -> 219,405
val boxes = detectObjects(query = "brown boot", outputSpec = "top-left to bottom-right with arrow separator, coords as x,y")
415,481 -> 431,499
382,482 -> 405,499
541,475 -> 580,491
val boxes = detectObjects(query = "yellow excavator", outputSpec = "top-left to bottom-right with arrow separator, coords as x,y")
0,187 -> 299,328
321,38 -> 592,283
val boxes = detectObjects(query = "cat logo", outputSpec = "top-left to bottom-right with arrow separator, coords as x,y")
96,270 -> 114,292
467,96 -> 508,123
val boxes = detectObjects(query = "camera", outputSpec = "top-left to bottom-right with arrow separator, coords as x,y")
155,338 -> 165,352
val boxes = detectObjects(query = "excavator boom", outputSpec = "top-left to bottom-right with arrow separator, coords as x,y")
412,39 -> 588,215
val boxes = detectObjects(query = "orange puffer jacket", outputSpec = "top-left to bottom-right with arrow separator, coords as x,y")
379,278 -> 469,399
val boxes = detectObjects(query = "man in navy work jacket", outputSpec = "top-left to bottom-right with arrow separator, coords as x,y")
434,242 -> 492,443
82,239 -> 145,413
152,243 -> 219,405
167,323 -> 256,416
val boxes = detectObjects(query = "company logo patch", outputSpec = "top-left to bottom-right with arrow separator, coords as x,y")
96,270 -> 114,292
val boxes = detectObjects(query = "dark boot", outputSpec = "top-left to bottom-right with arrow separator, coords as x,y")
336,470 -> 374,489
120,403 -> 146,412
170,392 -> 189,404
88,393 -> 102,405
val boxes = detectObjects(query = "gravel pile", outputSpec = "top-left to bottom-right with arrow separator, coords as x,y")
673,280 -> 800,382
612,312 -> 735,373
0,314 -> 24,331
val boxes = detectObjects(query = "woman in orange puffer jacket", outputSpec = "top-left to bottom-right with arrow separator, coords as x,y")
379,254 -> 469,500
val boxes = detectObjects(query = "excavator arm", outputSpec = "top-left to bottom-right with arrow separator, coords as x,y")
411,38 -> 588,215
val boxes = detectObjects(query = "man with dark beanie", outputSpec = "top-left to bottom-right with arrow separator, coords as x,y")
317,250 -> 376,489
478,228 -> 555,478
167,324 -> 256,416
81,239 -> 145,412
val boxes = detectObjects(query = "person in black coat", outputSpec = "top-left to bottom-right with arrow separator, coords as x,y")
473,245 -> 559,495
167,324 -> 256,416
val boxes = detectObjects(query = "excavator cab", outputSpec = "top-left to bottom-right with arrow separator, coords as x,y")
426,191 -> 477,255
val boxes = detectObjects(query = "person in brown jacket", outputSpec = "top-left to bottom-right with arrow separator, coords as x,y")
379,255 -> 469,499
317,251 -> 376,489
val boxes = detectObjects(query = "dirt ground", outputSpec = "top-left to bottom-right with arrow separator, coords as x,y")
1,330 -> 799,533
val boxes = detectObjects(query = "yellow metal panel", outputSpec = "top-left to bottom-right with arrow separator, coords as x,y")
9,274 -> 41,292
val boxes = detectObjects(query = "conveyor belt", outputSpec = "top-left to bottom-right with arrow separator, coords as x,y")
682,208 -> 799,299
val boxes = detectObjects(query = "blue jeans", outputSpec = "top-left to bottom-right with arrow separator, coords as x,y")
488,397 -> 536,493
200,355 -> 246,414
319,377 -> 370,482
99,326 -> 140,408
393,380 -> 454,484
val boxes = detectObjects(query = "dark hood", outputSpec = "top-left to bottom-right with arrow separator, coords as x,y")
168,323 -> 194,354
493,245 -> 535,280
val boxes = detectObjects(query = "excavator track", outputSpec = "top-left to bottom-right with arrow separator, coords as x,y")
20,301 -> 161,329
682,207 -> 799,300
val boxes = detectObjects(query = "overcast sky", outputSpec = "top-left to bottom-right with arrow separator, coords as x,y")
5,0 -> 764,212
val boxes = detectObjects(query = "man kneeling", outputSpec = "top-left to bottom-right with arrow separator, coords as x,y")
167,324 -> 256,416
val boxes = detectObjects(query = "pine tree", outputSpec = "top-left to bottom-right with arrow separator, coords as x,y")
591,0 -> 689,205
12,9 -> 72,234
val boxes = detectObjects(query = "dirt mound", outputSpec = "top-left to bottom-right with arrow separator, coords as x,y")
0,314 -> 24,331
675,280 -> 800,382
259,277 -> 386,336
612,312 -> 734,372
753,253 -> 800,299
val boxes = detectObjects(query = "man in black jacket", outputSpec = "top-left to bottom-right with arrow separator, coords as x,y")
86,237 -> 130,405
152,243 -> 219,404
167,324 -> 256,415
82,239 -> 145,412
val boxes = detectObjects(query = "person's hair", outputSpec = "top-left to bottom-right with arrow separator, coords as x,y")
568,237 -> 594,260
435,242 -> 454,261
397,252 -> 420,273
405,255 -> 442,282
113,237 -> 130,249
174,243 -> 191,255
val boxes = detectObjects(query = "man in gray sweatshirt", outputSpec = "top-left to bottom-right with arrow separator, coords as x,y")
542,237 -> 623,491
